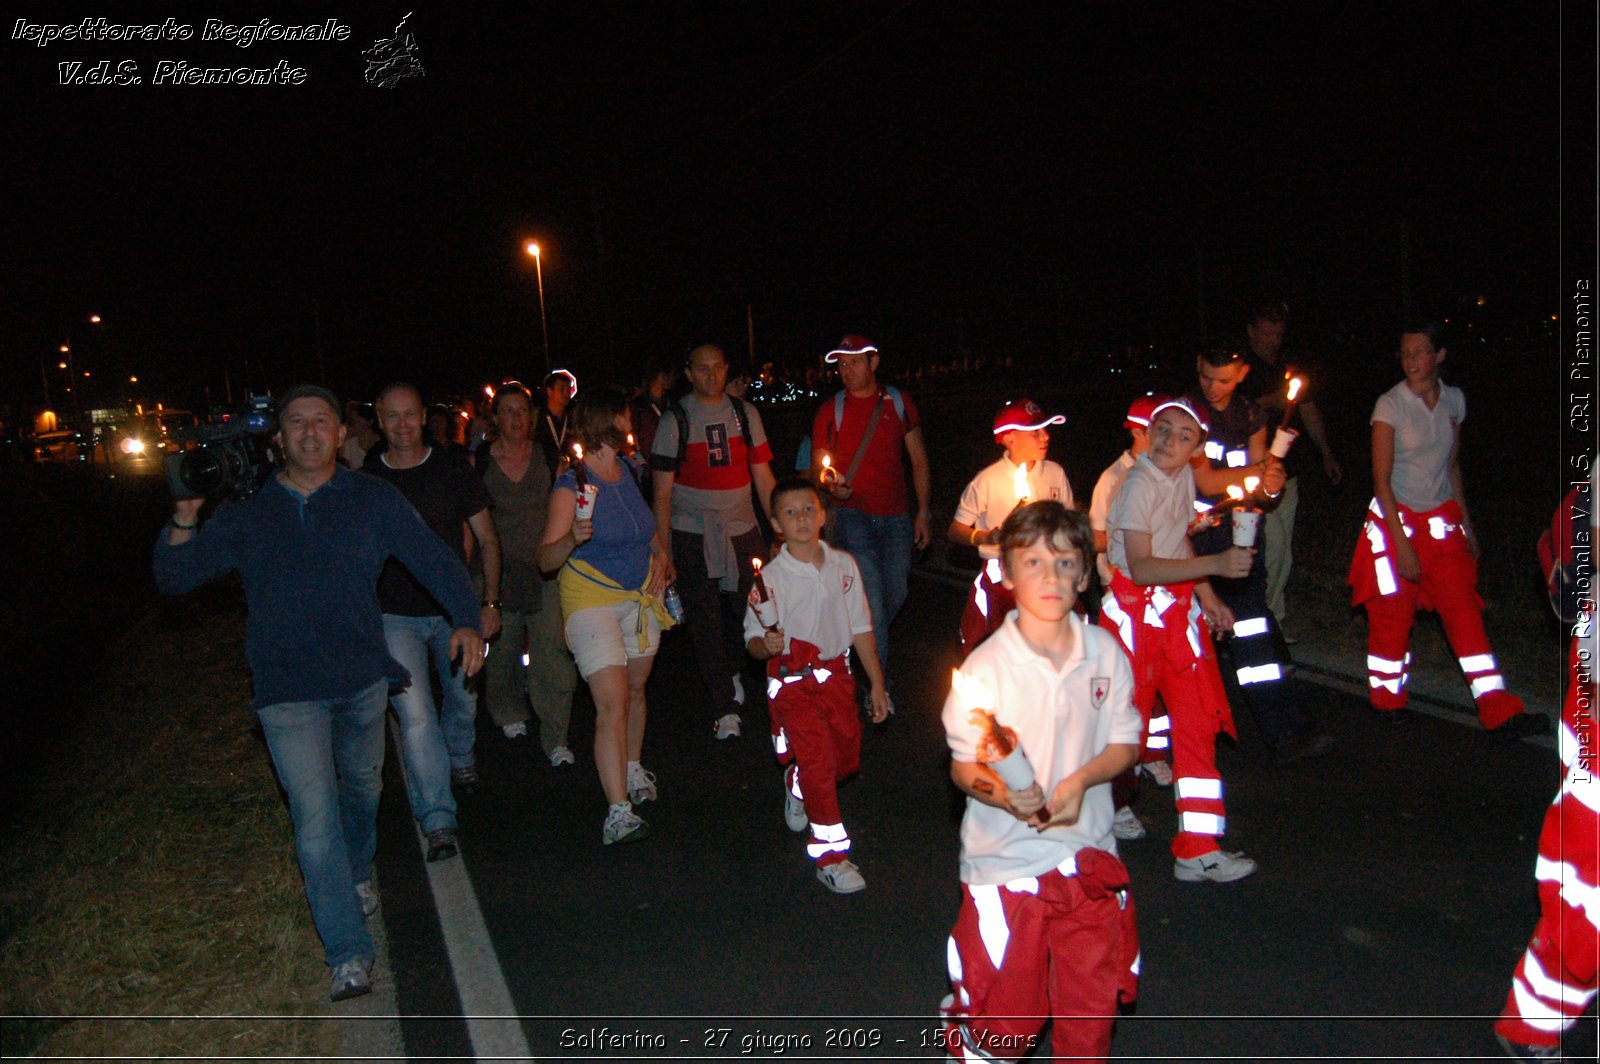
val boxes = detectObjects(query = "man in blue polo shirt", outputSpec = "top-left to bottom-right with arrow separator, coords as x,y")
154,384 -> 483,1004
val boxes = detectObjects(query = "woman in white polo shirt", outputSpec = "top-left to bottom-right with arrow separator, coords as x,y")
1348,322 -> 1546,737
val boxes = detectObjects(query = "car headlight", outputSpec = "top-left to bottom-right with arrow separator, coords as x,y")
122,437 -> 145,455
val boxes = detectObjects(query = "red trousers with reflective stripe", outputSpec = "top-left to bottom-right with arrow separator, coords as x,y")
1495,641 -> 1599,1048
943,855 -> 1137,1063
1100,572 -> 1234,859
959,560 -> 1013,661
768,648 -> 860,867
1349,499 -> 1524,727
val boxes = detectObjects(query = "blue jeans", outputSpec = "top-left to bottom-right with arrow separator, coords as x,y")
255,679 -> 387,968
830,508 -> 913,675
383,613 -> 476,833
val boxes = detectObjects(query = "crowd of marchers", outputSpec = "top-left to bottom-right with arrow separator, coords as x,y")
152,303 -> 1590,1062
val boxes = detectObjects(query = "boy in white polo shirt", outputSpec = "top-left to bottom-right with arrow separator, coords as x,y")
1102,398 -> 1259,883
940,502 -> 1143,1062
746,476 -> 890,894
948,398 -> 1074,659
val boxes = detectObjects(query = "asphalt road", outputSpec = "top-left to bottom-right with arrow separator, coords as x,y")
367,571 -> 1591,1062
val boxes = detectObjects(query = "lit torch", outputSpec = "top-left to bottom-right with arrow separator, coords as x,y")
818,452 -> 839,486
1012,461 -> 1030,510
1271,377 -> 1304,457
750,557 -> 779,630
1230,482 -> 1262,548
571,442 -> 599,519
951,669 -> 1047,826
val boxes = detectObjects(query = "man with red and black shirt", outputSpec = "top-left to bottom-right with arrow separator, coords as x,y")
808,335 -> 933,691
652,343 -> 778,740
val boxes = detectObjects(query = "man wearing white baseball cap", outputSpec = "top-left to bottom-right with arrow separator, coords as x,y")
808,335 -> 932,692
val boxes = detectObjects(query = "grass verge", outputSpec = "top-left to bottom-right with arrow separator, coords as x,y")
0,582 -> 340,1059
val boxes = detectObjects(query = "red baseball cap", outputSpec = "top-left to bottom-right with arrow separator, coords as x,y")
1147,396 -> 1210,434
1124,393 -> 1164,429
823,334 -> 878,363
992,398 -> 1066,436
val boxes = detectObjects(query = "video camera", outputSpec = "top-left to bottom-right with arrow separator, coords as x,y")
164,395 -> 280,500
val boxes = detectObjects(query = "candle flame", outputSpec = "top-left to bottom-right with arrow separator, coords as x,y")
1244,476 -> 1261,493
950,668 -> 994,711
751,556 -> 763,575
626,433 -> 635,447
820,453 -> 832,470
572,442 -> 584,460
1287,377 -> 1304,402
1013,462 -> 1030,500
1227,485 -> 1245,501
484,384 -> 495,399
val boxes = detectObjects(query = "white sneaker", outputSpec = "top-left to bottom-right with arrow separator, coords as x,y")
1112,806 -> 1147,840
354,881 -> 379,919
627,763 -> 658,804
549,745 -> 575,767
501,721 -> 527,739
602,801 -> 649,845
714,713 -> 742,740
1174,849 -> 1258,883
1141,760 -> 1174,787
783,766 -> 807,832
817,859 -> 866,894
329,956 -> 373,1002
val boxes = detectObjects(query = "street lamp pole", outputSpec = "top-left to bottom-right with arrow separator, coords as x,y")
526,242 -> 550,373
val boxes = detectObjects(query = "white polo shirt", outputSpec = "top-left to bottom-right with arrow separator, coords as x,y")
953,456 -> 1074,560
1107,455 -> 1197,573
742,541 -> 871,660
1372,380 -> 1465,512
943,611 -> 1142,885
1089,450 -> 1138,534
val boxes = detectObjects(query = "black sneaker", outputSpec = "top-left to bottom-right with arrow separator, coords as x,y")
1276,731 -> 1336,765
1488,714 -> 1552,740
1495,1031 -> 1561,1059
425,827 -> 459,862
451,765 -> 480,795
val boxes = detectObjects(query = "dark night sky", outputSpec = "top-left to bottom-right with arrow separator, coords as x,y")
0,2 -> 1574,411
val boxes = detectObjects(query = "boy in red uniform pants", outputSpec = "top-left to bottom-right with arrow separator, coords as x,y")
947,398 -> 1074,658
1349,322 -> 1547,736
1494,481 -> 1597,1059
746,476 -> 890,894
1101,398 -> 1260,882
940,502 -> 1143,1062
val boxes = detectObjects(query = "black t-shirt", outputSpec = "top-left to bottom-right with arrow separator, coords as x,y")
1238,349 -> 1327,478
1185,390 -> 1267,559
363,447 -> 493,616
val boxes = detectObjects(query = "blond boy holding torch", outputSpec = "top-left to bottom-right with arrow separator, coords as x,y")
940,502 -> 1142,1063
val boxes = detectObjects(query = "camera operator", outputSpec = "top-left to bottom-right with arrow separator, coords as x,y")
153,384 -> 484,1004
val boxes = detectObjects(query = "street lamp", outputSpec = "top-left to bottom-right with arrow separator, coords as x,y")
525,241 -> 550,373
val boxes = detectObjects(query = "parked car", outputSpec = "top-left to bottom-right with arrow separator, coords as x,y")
32,430 -> 90,464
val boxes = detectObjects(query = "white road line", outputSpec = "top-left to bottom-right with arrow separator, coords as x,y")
392,728 -> 534,1062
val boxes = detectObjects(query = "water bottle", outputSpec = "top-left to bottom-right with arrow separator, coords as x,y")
663,583 -> 685,623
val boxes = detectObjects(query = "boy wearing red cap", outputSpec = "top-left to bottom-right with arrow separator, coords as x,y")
948,398 -> 1074,658
1101,398 -> 1260,882
1090,394 -> 1160,588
